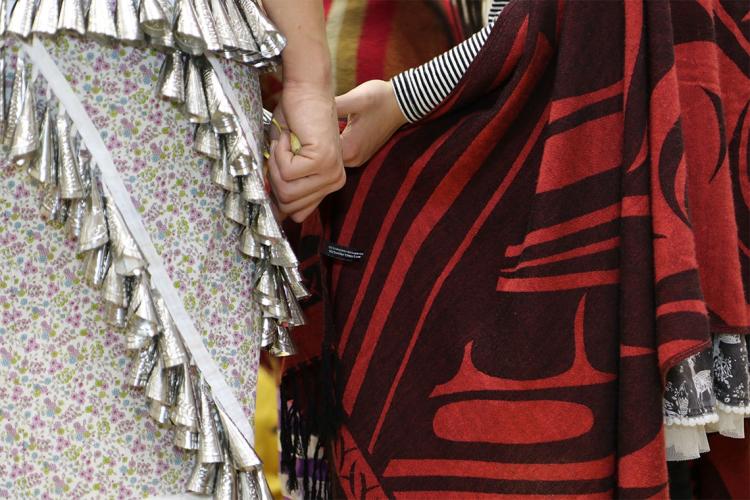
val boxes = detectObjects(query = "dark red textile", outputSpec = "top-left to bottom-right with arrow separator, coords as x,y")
310,0 -> 750,497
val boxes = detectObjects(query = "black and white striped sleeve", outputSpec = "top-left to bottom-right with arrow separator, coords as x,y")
391,0 -> 509,123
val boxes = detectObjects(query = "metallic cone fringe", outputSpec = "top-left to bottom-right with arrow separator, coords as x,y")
174,0 -> 206,55
116,0 -> 144,42
185,58 -> 209,123
7,0 -> 35,38
57,0 -> 87,34
87,0 -> 118,40
32,0 -> 61,36
29,104 -> 56,184
157,52 -> 186,103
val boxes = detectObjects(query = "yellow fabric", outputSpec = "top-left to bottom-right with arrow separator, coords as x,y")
255,365 -> 281,499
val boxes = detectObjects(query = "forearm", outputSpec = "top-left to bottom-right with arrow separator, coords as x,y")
263,0 -> 333,91
391,0 -> 509,122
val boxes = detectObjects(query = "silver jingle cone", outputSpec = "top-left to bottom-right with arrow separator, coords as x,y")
116,0 -> 144,42
171,364 -> 198,428
198,381 -> 223,463
223,0 -> 258,55
253,202 -> 283,243
139,0 -> 169,37
241,170 -> 265,203
0,0 -> 6,36
7,0 -> 35,38
0,56 -> 5,139
237,471 -> 259,500
56,112 -> 85,199
156,53 -> 185,103
148,28 -> 176,50
187,461 -> 217,494
128,274 -> 159,324
283,266 -> 311,300
224,191 -> 246,225
126,319 -> 157,349
87,0 -> 118,40
5,57 -> 29,147
174,427 -> 200,450
226,132 -> 252,177
148,399 -> 171,425
192,0 -> 220,52
57,0 -> 86,34
270,324 -> 296,357
129,341 -> 158,388
210,0 -> 239,52
78,179 -> 109,252
10,82 -> 39,165
214,453 -> 237,500
155,295 -> 188,367
106,303 -> 128,327
254,468 -> 275,500
65,198 -> 86,240
237,0 -> 285,59
239,227 -> 263,259
283,282 -> 306,327
269,239 -> 298,268
29,105 -> 56,184
211,145 -> 235,191
102,266 -> 126,306
259,316 -> 276,350
174,0 -> 206,55
145,356 -> 169,403
83,244 -> 111,288
215,404 -> 261,470
202,65 -> 236,133
185,58 -> 209,124
194,123 -> 220,158
32,0 -> 61,36
104,189 -> 146,274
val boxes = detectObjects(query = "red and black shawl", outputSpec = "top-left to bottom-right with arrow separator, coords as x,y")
282,0 -> 750,497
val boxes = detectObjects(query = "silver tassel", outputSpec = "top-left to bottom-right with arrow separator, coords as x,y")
104,188 -> 146,274
226,132 -> 253,177
32,0 -> 61,36
0,55 -> 5,139
270,324 -> 297,357
29,104 -> 56,184
0,0 -> 6,36
102,266 -> 127,307
253,202 -> 283,243
269,239 -> 298,268
116,0 -> 144,42
57,0 -> 86,35
184,58 -> 209,124
156,52 -> 185,103
7,0 -> 35,38
87,0 -> 118,40
283,266 -> 311,300
237,471 -> 259,500
149,399 -> 171,425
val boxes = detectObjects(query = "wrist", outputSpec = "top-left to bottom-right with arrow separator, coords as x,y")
385,80 -> 409,129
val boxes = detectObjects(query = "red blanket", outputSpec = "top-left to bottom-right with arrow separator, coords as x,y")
283,0 -> 750,497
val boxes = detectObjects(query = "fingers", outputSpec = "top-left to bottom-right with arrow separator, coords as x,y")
269,131 -> 314,180
335,84 -> 372,118
339,124 -> 365,167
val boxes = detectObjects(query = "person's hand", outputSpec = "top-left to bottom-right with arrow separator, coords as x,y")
268,83 -> 345,223
336,80 -> 408,167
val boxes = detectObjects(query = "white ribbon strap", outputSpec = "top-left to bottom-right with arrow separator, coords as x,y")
22,39 -> 257,452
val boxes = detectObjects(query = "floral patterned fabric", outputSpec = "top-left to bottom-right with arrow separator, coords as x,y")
0,36 -> 263,498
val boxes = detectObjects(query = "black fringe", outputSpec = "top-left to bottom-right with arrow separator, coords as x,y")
279,347 -> 342,500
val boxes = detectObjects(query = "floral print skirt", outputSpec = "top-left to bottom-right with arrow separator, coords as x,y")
0,36 -> 263,498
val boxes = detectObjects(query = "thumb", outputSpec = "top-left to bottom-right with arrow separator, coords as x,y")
335,87 -> 367,118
